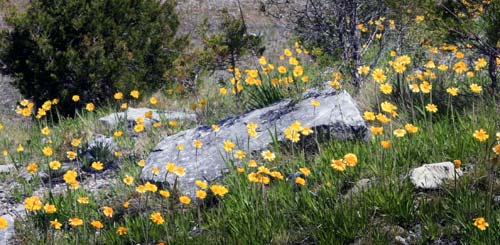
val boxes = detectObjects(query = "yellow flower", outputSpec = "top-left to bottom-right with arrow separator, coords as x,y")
72,95 -> 80,102
425,104 -> 438,113
234,150 -> 246,160
24,196 -> 43,211
152,166 -> 159,175
150,211 -> 166,226
475,58 -> 487,71
372,68 -> 386,83
357,65 -> 370,75
248,159 -> 258,167
130,90 -> 140,99
363,111 -> 376,121
415,15 -> 424,23
113,130 -> 123,137
466,71 -> 474,78
137,159 -> 146,167
179,195 -> 191,205
330,159 -> 346,172
301,127 -> 313,136
91,161 -> 104,171
159,190 -> 170,198
310,100 -> 320,107
424,60 -> 435,69
473,129 -> 489,142
330,80 -> 341,89
381,140 -> 391,149
114,92 -> 123,100
223,140 -> 235,152
50,219 -> 62,230
295,177 -> 306,186
114,151 -> 122,158
165,162 -> 176,173
470,83 -> 482,94
258,56 -> 267,65
196,190 -> 207,199
149,97 -> 158,105
67,151 -> 77,160
492,144 -> 500,155
261,150 -> 276,162
278,66 -> 287,74
85,103 -> 95,111
404,124 -> 419,134
153,122 -> 161,128
453,61 -> 467,74
299,167 -> 311,176
123,175 -> 134,185
473,217 -> 489,231
446,87 -> 459,96
284,48 -> 292,56
134,124 -> 145,133
393,129 -> 407,137
376,113 -> 391,123
193,140 -> 203,149
437,64 -> 448,71
219,87 -> 228,95
343,153 -> 358,167
381,102 -> 397,113
17,144 -> 24,152
455,51 -> 464,59
49,160 -> 61,170
453,159 -> 462,169
177,144 -> 185,151
43,204 -> 57,214
63,170 -> 78,184
370,126 -> 384,135
196,180 -> 208,189
174,166 -> 185,177
420,81 -> 432,93
120,103 -> 128,109
210,184 -> 229,197
41,127 -> 50,135
116,226 -> 128,235
103,206 -> 113,217
77,197 -> 89,204
211,124 -> 220,132
91,220 -> 104,229
26,162 -> 38,174
380,83 -> 392,94
293,65 -> 303,77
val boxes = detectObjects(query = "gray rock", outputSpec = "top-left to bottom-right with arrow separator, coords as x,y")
0,214 -> 15,244
0,164 -> 15,174
141,86 -> 368,196
98,107 -> 196,127
409,162 -> 462,189
344,178 -> 372,198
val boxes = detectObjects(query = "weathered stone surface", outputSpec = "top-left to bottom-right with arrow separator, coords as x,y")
0,164 -> 14,174
98,107 -> 196,127
141,85 -> 368,196
409,162 -> 462,189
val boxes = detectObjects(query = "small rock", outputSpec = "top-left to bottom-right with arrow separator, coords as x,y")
394,235 -> 407,245
98,107 -> 196,127
409,162 -> 462,189
0,164 -> 15,174
344,178 -> 372,198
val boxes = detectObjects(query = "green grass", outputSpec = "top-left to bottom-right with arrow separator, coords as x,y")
1,46 -> 500,244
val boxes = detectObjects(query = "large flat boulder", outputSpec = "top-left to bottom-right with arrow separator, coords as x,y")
98,107 -> 197,127
141,85 -> 369,196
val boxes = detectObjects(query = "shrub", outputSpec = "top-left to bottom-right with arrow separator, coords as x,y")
0,0 -> 185,115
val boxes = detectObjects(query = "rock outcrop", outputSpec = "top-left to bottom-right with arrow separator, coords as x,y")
141,85 -> 368,196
